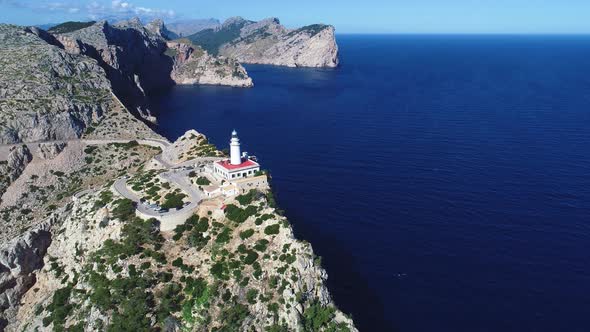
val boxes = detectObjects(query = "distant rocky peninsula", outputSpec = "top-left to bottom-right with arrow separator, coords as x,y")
186,17 -> 339,68
0,16 -> 352,332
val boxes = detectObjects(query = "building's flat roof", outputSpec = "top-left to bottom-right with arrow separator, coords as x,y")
216,159 -> 259,171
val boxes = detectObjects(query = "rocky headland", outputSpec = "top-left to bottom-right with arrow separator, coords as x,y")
0,16 -> 351,332
166,40 -> 253,87
188,17 -> 339,68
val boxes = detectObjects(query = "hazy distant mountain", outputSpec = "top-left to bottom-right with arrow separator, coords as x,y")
166,18 -> 220,37
35,23 -> 58,30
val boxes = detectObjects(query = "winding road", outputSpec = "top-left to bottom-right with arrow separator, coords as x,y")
0,138 -> 171,161
1,136 -> 222,228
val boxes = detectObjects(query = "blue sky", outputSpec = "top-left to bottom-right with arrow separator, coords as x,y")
0,0 -> 589,34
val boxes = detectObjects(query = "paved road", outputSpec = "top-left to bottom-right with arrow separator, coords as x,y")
112,163 -> 209,220
0,138 -> 171,161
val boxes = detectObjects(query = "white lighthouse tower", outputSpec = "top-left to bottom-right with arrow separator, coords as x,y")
230,130 -> 242,165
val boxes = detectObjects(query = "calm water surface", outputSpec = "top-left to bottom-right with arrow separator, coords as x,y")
150,35 -> 590,331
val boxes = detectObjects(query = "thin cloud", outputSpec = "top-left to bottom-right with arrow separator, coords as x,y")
1,0 -> 177,22
89,0 -> 176,20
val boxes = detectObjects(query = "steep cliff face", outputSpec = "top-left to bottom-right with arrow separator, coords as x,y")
0,145 -> 32,199
188,17 -> 339,68
0,24 -> 113,144
166,40 -> 253,87
0,219 -> 52,329
53,19 -> 174,120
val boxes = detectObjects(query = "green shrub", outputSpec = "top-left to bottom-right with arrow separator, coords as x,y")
242,250 -> 259,265
112,199 -> 136,220
264,224 -> 280,235
216,227 -> 232,244
112,140 -> 139,150
161,192 -> 186,210
216,303 -> 250,331
246,289 -> 258,304
254,239 -> 269,252
239,229 -> 255,240
236,190 -> 257,206
225,204 -> 257,223
302,301 -> 337,331
156,283 -> 183,323
43,286 -> 73,329
188,229 -> 209,250
196,177 -> 211,185
172,257 -> 184,268
210,262 -> 229,280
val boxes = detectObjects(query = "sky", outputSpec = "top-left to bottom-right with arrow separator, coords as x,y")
0,0 -> 589,34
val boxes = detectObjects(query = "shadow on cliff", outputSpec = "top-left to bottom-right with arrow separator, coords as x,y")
43,21 -> 177,121
87,23 -> 176,119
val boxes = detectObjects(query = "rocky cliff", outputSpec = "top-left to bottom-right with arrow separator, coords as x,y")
166,40 -> 253,87
188,17 -> 339,68
0,24 -> 113,144
53,18 -> 174,120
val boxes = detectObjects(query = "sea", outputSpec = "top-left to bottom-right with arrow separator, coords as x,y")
150,35 -> 590,332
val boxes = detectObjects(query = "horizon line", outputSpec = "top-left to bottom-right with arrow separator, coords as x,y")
335,32 -> 590,36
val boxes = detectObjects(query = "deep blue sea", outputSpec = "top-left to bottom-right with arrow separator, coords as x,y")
150,35 -> 590,331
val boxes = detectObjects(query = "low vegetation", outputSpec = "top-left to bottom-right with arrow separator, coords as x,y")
187,23 -> 244,55
48,21 -> 96,34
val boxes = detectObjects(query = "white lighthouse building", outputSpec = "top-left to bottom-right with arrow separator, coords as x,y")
213,130 -> 260,181
230,130 -> 242,165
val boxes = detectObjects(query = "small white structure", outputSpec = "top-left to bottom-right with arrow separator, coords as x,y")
214,130 -> 260,181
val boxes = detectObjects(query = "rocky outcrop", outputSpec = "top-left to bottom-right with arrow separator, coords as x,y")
6,145 -> 32,182
188,17 -> 339,68
145,19 -> 178,40
0,145 -> 32,199
166,41 -> 253,87
0,218 -> 52,328
0,24 -> 113,144
37,142 -> 66,160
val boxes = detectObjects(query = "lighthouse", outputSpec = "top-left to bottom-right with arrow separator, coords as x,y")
230,130 -> 242,165
213,130 -> 261,181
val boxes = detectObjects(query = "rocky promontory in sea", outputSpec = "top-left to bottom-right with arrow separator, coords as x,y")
187,17 -> 339,68
0,16 -> 354,332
